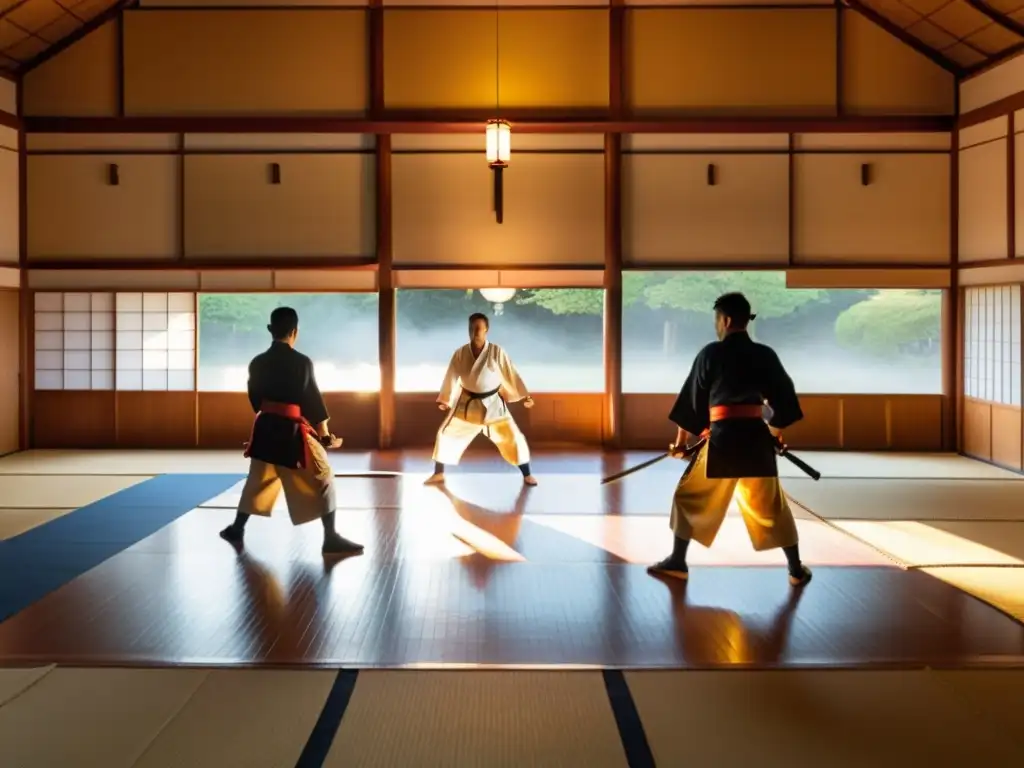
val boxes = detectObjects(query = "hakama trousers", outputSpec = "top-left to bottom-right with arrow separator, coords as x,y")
237,434 -> 336,526
670,442 -> 798,552
432,413 -> 531,467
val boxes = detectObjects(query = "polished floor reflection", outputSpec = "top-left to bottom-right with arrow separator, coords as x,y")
0,450 -> 1022,669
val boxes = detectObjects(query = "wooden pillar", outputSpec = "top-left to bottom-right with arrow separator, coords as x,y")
946,121 -> 960,452
16,80 -> 29,451
1009,111 -> 1016,260
370,1 -> 395,449
604,133 -> 622,447
835,5 -> 844,117
604,1 -> 624,447
377,136 -> 394,449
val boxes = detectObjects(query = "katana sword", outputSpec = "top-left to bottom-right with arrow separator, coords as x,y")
777,442 -> 822,481
600,441 -> 703,485
600,437 -> 822,484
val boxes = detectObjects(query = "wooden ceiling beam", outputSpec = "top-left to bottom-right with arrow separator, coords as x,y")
23,114 -> 954,134
843,0 -> 963,75
20,0 -> 137,76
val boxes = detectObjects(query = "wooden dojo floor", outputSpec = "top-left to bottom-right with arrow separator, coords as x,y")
0,448 -> 1023,670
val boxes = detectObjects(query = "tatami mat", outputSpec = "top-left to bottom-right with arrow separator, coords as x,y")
0,508 -> 74,540
0,475 -> 151,509
0,668 -> 208,767
625,669 -> 1024,766
0,666 -> 53,708
325,671 -> 628,767
133,670 -> 335,768
831,521 -> 1024,567
921,567 -> 1024,622
784,478 -> 1024,521
931,670 -> 1024,741
777,452 -> 1024,480
0,450 -> 254,475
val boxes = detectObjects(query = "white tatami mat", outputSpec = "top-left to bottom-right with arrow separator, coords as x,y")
0,509 -> 75,540
0,668 -> 207,768
0,666 -> 54,708
326,671 -> 629,768
626,669 -> 1024,766
0,475 -> 151,509
132,670 -> 336,768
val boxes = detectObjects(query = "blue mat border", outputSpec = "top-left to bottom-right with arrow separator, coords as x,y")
0,474 -> 242,624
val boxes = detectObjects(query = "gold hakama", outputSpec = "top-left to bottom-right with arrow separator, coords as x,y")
237,434 -> 336,526
670,442 -> 798,552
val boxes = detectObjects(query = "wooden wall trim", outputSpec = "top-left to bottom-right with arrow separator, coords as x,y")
24,115 -> 954,135
25,260 -> 959,275
960,90 -> 1024,129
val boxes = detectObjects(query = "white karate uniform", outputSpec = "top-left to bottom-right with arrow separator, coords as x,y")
432,342 -> 531,467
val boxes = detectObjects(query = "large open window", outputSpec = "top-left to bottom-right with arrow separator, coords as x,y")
395,288 -> 605,392
621,271 -> 943,394
197,293 -> 380,392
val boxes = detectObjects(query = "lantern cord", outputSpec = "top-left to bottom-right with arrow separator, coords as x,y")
495,3 -> 500,117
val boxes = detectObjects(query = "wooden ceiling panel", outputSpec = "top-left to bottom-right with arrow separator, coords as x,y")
850,0 -> 1024,74
907,18 -> 961,49
989,0 -> 1024,13
966,20 -> 1023,54
2,0 -> 1020,87
0,0 -> 122,73
929,2 -> 991,39
7,0 -> 64,32
37,13 -> 82,43
946,40 -> 990,65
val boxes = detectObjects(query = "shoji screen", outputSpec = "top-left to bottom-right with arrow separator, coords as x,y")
114,292 -> 196,391
33,292 -> 115,390
964,285 -> 1021,406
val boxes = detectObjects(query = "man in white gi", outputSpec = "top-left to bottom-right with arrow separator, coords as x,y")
424,312 -> 538,486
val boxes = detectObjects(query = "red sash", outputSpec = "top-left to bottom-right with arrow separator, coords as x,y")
699,404 -> 770,439
243,401 -> 316,470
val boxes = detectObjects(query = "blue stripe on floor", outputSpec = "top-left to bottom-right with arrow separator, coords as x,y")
0,474 -> 242,623
294,669 -> 360,768
603,669 -> 656,768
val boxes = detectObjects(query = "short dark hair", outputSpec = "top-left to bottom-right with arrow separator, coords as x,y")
713,292 -> 756,326
468,312 -> 490,329
268,307 -> 299,339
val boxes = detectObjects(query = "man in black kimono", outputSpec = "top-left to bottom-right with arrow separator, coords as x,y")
219,307 -> 364,557
648,292 -> 811,586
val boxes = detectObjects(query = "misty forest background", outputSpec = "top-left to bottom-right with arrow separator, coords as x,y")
197,272 -> 942,393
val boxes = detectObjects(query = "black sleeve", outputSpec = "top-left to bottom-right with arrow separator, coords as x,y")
668,346 -> 712,435
246,360 -> 261,414
761,348 -> 803,430
300,357 -> 330,425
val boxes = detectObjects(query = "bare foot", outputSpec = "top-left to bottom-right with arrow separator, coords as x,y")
424,472 -> 445,485
523,475 -> 538,486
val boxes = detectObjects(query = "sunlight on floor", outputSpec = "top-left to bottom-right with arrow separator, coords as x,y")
833,521 -> 1024,567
